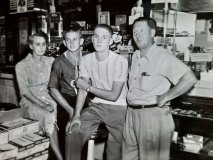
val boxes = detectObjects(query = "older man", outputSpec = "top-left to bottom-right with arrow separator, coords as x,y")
122,17 -> 197,160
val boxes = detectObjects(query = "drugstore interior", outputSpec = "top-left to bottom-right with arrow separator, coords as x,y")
0,0 -> 213,160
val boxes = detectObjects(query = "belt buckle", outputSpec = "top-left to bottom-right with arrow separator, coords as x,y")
141,105 -> 145,109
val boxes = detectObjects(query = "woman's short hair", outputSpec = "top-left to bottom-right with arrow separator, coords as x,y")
28,31 -> 49,44
93,24 -> 113,36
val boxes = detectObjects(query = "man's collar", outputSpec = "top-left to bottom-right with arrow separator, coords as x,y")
136,44 -> 158,62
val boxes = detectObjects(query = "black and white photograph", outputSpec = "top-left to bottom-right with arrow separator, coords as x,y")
0,0 -> 213,160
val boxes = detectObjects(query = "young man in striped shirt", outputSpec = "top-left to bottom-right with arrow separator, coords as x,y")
48,23 -> 84,158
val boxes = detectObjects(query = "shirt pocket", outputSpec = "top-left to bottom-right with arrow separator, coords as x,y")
140,75 -> 160,92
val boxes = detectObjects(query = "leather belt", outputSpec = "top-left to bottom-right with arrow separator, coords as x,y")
128,104 -> 157,109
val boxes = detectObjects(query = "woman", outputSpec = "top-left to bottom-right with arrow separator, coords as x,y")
15,31 -> 63,160
131,0 -> 144,17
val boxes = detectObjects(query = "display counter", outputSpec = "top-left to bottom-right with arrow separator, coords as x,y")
170,95 -> 213,160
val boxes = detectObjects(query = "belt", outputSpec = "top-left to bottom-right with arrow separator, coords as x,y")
128,104 -> 157,109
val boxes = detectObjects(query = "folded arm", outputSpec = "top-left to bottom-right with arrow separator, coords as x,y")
76,77 -> 125,102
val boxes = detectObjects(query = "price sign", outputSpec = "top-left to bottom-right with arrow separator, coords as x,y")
118,46 -> 134,54
190,53 -> 212,62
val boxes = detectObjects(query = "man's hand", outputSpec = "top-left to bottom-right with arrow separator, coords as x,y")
66,116 -> 81,134
156,94 -> 168,108
39,100 -> 54,112
75,77 -> 89,90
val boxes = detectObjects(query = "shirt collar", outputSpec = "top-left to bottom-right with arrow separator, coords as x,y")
64,50 -> 82,66
135,44 -> 158,62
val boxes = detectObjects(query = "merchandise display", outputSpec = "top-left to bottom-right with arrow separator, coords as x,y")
0,118 -> 39,140
0,118 -> 49,160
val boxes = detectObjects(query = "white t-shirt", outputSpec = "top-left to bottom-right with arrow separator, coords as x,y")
80,50 -> 128,106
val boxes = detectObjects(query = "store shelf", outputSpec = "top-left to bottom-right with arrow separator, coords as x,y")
170,95 -> 213,159
170,142 -> 213,160
172,111 -> 213,122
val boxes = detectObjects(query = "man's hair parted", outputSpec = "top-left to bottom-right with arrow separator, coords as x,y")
133,17 -> 157,30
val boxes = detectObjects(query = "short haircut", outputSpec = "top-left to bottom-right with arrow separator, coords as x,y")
133,17 -> 157,30
93,24 -> 113,36
28,31 -> 49,44
63,22 -> 82,39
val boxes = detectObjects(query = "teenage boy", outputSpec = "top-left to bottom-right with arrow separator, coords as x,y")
65,24 -> 128,160
48,23 -> 84,157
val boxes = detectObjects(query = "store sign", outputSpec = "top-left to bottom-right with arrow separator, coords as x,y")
118,46 -> 134,54
190,53 -> 212,62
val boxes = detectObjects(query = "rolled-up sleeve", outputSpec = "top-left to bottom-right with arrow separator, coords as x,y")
113,56 -> 128,82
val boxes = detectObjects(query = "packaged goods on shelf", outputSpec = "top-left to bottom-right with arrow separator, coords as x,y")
183,134 -> 203,153
22,133 -> 49,145
0,143 -> 18,160
0,118 -> 39,140
9,135 -> 49,159
32,153 -> 48,160
19,149 -> 48,160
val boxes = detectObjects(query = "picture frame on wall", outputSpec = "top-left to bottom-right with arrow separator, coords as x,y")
17,0 -> 27,13
115,15 -> 127,27
98,11 -> 110,25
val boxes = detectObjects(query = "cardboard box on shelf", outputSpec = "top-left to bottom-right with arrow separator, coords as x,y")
9,137 -> 35,152
0,118 -> 39,140
32,153 -> 48,160
9,135 -> 49,159
0,127 -> 8,145
22,133 -> 49,145
20,149 -> 48,160
0,143 -> 18,160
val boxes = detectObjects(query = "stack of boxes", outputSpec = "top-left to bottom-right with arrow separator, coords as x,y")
0,118 -> 50,160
